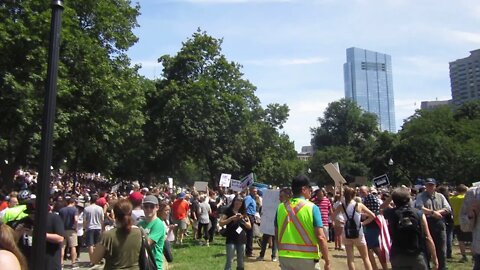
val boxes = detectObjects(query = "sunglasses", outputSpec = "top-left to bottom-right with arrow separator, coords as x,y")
143,204 -> 156,209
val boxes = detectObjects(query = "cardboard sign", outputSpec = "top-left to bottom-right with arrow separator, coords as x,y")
231,180 -> 243,192
323,163 -> 347,186
373,174 -> 390,188
219,173 -> 232,187
355,176 -> 368,186
259,189 -> 280,236
194,181 -> 209,192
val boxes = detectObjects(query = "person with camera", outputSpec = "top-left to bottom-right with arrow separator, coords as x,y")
219,194 -> 252,270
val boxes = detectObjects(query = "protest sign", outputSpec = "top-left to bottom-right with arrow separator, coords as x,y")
231,180 -> 243,192
323,163 -> 347,186
194,181 -> 209,192
219,173 -> 232,187
168,177 -> 173,189
259,189 -> 280,236
372,174 -> 390,188
240,173 -> 255,189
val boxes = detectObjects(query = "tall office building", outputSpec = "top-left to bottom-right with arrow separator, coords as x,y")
450,49 -> 480,106
344,47 -> 396,132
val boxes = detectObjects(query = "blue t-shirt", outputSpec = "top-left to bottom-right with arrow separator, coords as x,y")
59,206 -> 78,230
274,197 -> 323,228
244,195 -> 257,216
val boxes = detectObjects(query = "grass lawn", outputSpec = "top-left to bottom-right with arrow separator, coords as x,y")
169,236 -> 227,270
168,232 -> 475,270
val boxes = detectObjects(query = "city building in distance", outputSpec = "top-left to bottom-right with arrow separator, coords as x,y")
344,47 -> 396,132
420,100 -> 451,110
450,49 -> 480,106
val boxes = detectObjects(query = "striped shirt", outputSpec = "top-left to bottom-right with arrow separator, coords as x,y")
312,197 -> 331,226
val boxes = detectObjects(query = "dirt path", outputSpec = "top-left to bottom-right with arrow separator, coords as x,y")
245,242 -> 367,270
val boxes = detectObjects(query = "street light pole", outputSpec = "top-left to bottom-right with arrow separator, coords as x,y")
32,1 -> 63,270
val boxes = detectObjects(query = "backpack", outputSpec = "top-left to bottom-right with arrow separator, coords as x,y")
391,206 -> 423,255
342,202 -> 360,239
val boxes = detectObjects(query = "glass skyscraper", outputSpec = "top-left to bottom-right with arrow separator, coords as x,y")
344,47 -> 396,132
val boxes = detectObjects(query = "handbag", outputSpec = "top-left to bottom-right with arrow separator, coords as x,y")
163,240 -> 173,263
139,228 -> 158,270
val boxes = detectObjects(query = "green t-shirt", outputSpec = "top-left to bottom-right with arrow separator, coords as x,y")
138,217 -> 165,270
101,227 -> 142,270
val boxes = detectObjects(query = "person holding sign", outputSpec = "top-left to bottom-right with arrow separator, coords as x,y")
219,195 -> 252,270
275,175 -> 331,270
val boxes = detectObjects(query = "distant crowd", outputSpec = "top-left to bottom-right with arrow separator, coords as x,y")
0,170 -> 479,270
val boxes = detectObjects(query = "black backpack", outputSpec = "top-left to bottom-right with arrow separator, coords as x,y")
342,202 -> 360,239
391,206 -> 423,255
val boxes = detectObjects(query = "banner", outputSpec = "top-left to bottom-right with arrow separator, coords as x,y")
111,182 -> 121,192
219,173 -> 232,187
259,189 -> 280,236
240,173 -> 255,189
231,180 -> 243,192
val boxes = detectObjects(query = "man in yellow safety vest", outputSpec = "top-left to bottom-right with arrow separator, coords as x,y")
275,175 -> 331,270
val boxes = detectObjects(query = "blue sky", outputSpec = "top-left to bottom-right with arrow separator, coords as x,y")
128,0 -> 480,151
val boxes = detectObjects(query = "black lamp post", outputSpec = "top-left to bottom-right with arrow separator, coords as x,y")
32,1 -> 63,270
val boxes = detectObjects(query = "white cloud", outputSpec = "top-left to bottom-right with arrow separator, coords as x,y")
133,60 -> 160,68
449,30 -> 480,45
244,57 -> 328,67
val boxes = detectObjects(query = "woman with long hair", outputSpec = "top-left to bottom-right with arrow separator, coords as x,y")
332,193 -> 345,250
0,223 -> 28,270
219,194 -> 252,270
332,187 -> 375,270
91,199 -> 142,270
158,201 -> 175,270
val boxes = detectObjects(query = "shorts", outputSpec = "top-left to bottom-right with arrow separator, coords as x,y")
454,225 -> 473,242
64,230 -> 78,247
364,224 -> 380,248
85,229 -> 102,247
343,234 -> 367,246
174,218 -> 188,230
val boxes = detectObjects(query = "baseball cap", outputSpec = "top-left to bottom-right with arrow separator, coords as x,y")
424,178 -> 437,185
129,191 -> 144,204
177,192 -> 185,199
143,195 -> 159,205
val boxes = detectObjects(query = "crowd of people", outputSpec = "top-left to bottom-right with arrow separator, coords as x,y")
0,169 -> 479,270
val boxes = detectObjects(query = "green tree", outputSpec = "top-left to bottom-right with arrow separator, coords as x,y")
0,0 -> 147,183
309,99 -> 379,184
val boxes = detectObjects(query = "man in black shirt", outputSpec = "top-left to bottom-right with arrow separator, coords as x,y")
16,199 -> 65,270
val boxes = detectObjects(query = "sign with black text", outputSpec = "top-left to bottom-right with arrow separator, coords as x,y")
373,174 -> 390,188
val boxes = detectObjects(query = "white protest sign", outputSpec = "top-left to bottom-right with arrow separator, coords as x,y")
259,189 -> 280,236
168,177 -> 173,189
219,173 -> 232,187
323,163 -> 347,186
194,181 -> 209,192
231,180 -> 243,192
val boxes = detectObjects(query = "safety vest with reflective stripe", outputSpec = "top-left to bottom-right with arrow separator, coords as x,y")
276,198 -> 319,259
